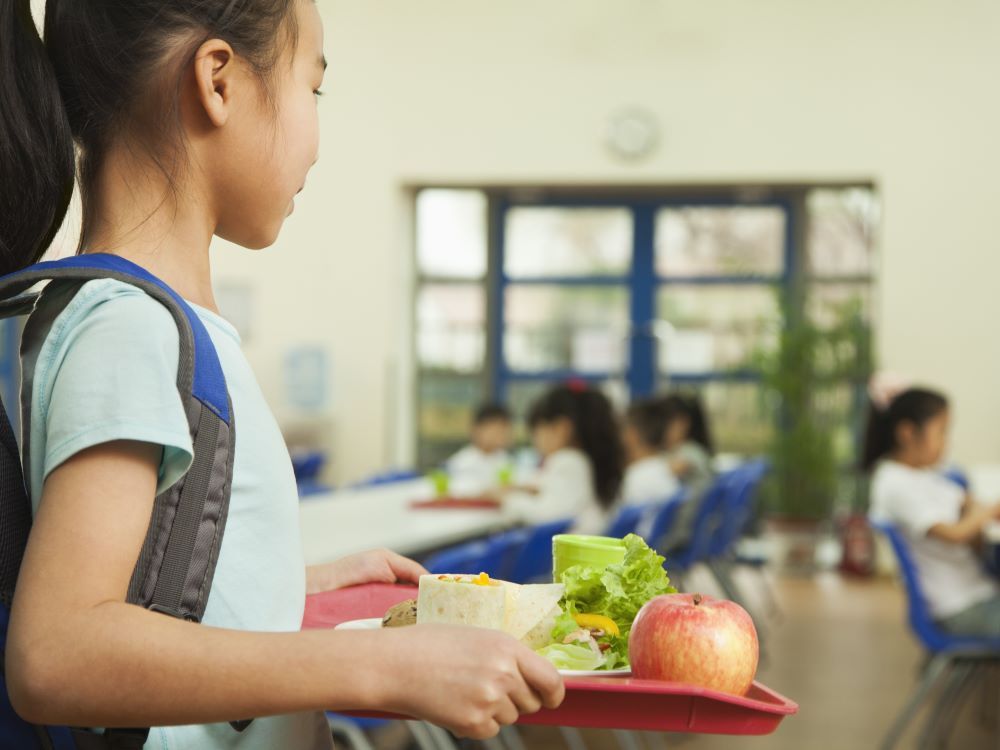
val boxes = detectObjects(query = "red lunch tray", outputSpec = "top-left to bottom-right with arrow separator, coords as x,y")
302,583 -> 798,735
409,497 -> 502,510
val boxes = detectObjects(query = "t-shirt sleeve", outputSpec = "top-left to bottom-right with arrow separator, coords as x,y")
40,289 -> 194,495
885,474 -> 963,539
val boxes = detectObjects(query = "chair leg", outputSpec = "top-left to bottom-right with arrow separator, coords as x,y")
407,721 -> 455,750
612,730 -> 644,750
328,717 -> 377,750
880,653 -> 951,750
499,726 -> 527,750
917,660 -> 978,750
558,726 -> 589,750
746,563 -> 783,624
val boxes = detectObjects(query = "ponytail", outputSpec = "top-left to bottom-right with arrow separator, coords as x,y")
860,387 -> 948,471
0,0 -> 75,274
528,384 -> 625,509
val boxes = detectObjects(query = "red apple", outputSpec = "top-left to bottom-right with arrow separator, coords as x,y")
629,592 -> 759,695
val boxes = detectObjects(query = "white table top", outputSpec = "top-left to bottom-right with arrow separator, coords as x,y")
298,479 -> 513,565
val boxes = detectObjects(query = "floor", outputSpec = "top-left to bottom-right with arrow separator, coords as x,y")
365,568 -> 999,750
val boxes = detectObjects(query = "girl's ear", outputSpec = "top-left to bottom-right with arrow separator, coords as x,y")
192,39 -> 237,127
894,420 -> 916,449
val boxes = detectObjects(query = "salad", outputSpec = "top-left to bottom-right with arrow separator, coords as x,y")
536,534 -> 676,671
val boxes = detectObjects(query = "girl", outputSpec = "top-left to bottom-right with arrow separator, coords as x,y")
657,393 -> 715,552
0,1 -> 562,747
864,387 -> 1000,636
661,393 -> 714,492
621,397 -> 680,505
505,384 -> 624,535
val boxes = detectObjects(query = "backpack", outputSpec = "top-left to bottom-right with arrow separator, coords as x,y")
0,254 -> 247,749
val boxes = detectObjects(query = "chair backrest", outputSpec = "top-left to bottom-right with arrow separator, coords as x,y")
668,469 -> 739,569
707,460 -> 768,558
508,518 -> 574,583
870,520 -> 987,653
642,489 -> 687,550
603,502 -> 655,539
351,468 -> 421,489
423,539 -> 493,575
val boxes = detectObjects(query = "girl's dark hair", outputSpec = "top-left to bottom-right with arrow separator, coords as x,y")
661,393 -> 714,455
625,398 -> 669,448
0,0 -> 298,274
473,402 -> 512,426
861,388 -> 948,471
528,384 -> 624,509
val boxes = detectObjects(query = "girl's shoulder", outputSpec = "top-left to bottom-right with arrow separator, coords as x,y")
35,277 -> 180,356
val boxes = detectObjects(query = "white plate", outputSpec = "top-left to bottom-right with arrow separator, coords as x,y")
559,666 -> 631,677
335,617 -> 384,630
335,619 -> 632,677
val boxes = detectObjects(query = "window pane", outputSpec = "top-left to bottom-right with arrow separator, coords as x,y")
418,372 -> 484,468
417,284 -> 484,372
505,207 -> 632,278
416,189 -> 487,279
657,286 -> 779,374
655,206 -> 785,277
807,283 -> 872,330
807,188 -> 878,276
505,286 -> 629,372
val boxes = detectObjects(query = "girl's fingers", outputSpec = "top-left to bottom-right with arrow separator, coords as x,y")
386,550 -> 428,582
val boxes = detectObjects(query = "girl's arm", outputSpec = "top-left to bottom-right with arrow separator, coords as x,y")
927,498 -> 1000,544
6,441 -> 563,736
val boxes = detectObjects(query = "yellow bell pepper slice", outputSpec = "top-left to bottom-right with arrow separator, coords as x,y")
573,613 -> 620,636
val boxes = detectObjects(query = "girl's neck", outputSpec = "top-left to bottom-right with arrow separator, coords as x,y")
888,449 -> 930,469
80,144 -> 219,312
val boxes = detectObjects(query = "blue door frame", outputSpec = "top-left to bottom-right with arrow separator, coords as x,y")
489,196 -> 795,403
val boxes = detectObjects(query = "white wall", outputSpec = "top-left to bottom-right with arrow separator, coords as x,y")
53,0 -> 1000,481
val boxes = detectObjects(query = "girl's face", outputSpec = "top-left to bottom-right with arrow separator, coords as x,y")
531,417 -> 574,458
663,415 -> 690,451
896,409 -> 950,467
213,0 -> 326,249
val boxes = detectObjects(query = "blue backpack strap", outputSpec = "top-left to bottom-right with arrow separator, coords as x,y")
0,254 -> 246,746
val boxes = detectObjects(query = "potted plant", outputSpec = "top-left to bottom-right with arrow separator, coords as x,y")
754,288 -> 872,570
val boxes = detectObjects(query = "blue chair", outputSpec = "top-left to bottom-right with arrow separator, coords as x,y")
603,502 -> 658,539
662,470 -> 740,584
871,521 -> 1000,749
508,518 -> 574,583
350,468 -> 421,489
638,489 -> 686,548
942,465 -> 970,491
423,539 -> 494,575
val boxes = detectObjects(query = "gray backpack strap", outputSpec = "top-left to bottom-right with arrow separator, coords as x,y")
0,255 -> 252,738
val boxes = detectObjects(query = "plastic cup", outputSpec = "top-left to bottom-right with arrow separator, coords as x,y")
552,534 -> 627,582
497,464 -> 513,488
428,470 -> 449,498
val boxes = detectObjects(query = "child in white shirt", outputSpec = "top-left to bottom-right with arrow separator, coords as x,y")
621,398 -> 680,505
504,384 -> 624,535
446,403 -> 513,493
865,387 -> 1000,635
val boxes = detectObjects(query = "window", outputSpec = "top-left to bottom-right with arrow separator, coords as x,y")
413,186 -> 877,469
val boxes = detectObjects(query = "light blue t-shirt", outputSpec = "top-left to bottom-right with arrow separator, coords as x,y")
25,279 -> 332,750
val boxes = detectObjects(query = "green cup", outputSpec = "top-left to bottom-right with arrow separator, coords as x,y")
496,464 -> 513,488
428,470 -> 449,498
552,534 -> 627,583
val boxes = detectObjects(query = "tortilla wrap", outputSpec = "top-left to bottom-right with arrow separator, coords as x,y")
416,575 -> 507,630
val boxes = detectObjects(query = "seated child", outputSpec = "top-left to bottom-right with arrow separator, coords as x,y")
865,386 -> 1000,636
658,392 -> 716,551
621,397 -> 680,505
446,403 -> 514,493
504,383 -> 624,535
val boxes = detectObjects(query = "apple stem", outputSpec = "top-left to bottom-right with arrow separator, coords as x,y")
693,593 -> 703,606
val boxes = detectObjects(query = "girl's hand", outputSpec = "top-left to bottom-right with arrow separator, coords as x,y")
378,624 -> 565,738
306,549 -> 427,594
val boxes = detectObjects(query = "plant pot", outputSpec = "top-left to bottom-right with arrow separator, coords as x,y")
763,516 -> 833,574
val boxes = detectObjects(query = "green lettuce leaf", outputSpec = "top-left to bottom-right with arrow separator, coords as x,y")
554,534 -> 676,666
536,642 -> 606,671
